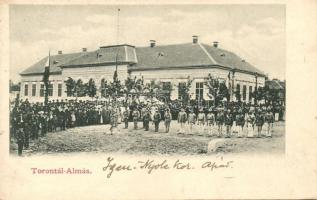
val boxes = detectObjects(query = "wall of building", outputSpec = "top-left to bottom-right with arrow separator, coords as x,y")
20,65 -> 265,103
62,64 -> 128,96
131,67 -> 265,102
20,65 -> 128,101
20,74 -> 64,102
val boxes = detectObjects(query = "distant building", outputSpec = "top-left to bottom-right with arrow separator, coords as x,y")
19,36 -> 266,102
265,79 -> 286,105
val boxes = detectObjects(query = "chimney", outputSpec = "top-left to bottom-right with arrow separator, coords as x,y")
192,35 -> 198,44
58,50 -> 62,55
82,48 -> 87,52
150,40 -> 156,47
213,41 -> 219,48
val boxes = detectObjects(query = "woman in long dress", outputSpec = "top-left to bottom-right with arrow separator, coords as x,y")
206,109 -> 215,136
246,111 -> 255,138
265,109 -> 274,137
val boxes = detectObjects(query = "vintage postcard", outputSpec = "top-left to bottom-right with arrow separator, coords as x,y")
0,1 -> 316,199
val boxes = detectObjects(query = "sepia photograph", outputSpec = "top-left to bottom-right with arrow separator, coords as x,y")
1,1 -> 317,199
9,4 -> 286,157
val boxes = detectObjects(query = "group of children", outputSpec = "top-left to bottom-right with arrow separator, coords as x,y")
177,106 -> 275,138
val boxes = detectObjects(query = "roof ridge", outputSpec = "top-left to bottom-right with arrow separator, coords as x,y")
51,51 -> 87,57
136,42 -> 193,49
198,43 -> 217,64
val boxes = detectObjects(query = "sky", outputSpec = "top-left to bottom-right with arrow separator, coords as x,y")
9,4 -> 285,82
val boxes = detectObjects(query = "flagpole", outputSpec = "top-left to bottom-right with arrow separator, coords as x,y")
114,8 -> 120,97
116,8 -> 120,46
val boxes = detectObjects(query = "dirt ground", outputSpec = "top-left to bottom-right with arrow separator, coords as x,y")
10,121 -> 285,156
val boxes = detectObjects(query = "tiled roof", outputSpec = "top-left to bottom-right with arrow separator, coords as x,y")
20,52 -> 87,75
201,44 -> 265,75
133,43 -> 214,69
20,43 -> 265,76
131,43 -> 264,76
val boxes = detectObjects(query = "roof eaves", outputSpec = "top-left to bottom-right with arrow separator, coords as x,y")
20,71 -> 62,76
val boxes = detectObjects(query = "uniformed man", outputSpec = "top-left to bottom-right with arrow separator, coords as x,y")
224,110 -> 234,138
265,109 -> 274,137
206,108 -> 215,135
141,106 -> 147,128
188,110 -> 196,133
177,108 -> 187,134
197,108 -> 206,132
255,110 -> 264,137
122,107 -> 129,129
164,108 -> 172,133
132,109 -> 140,130
143,108 -> 151,131
236,110 -> 245,138
153,108 -> 161,132
109,108 -> 119,135
216,108 -> 225,137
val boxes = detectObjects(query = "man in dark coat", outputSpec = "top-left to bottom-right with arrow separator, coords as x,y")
16,115 -> 25,156
153,108 -> 161,132
132,109 -> 140,130
122,107 -> 129,129
164,108 -> 172,133
143,108 -> 151,131
255,110 -> 265,137
224,110 -> 234,138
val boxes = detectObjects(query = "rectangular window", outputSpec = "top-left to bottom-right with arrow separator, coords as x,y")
48,84 -> 53,96
243,85 -> 247,101
195,82 -> 204,100
162,81 -> 171,91
58,83 -> 62,97
178,82 -> 186,99
40,84 -> 44,97
236,84 -> 240,93
235,84 -> 241,101
249,86 -> 253,101
24,83 -> 29,96
32,84 -> 36,96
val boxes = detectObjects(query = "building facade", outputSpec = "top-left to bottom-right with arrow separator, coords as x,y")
20,36 -> 266,102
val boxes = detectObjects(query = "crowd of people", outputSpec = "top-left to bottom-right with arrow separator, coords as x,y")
10,96 -> 285,156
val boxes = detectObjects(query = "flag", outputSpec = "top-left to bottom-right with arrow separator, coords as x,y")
43,50 -> 50,107
113,53 -> 118,82
43,51 -> 50,83
228,72 -> 232,97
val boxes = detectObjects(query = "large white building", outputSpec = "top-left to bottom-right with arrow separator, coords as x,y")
19,36 -> 266,102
